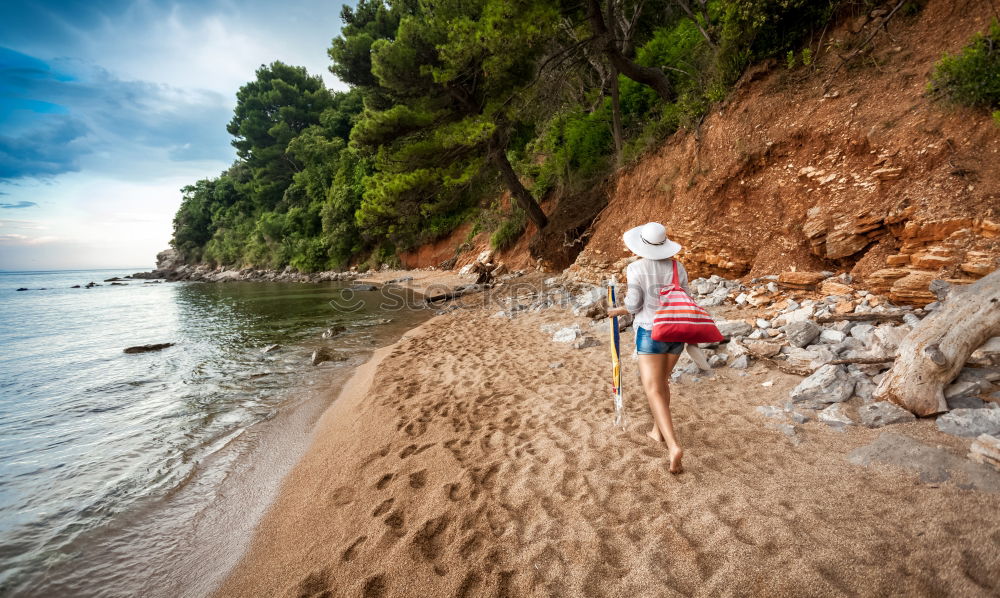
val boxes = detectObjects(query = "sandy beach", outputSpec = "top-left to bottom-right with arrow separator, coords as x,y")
214,280 -> 1000,597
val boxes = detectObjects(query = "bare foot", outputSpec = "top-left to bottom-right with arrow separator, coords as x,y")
646,430 -> 664,443
669,447 -> 684,474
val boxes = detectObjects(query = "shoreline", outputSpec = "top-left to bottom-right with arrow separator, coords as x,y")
213,283 -> 1000,597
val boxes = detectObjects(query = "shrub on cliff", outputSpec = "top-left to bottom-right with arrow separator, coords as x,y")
928,20 -> 1000,109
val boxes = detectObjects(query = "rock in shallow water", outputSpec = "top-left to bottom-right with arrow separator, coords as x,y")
310,348 -> 347,366
123,343 -> 175,354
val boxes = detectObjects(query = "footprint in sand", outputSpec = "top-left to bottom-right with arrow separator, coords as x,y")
409,469 -> 427,488
372,498 -> 394,517
375,473 -> 393,490
341,535 -> 366,562
361,574 -> 388,598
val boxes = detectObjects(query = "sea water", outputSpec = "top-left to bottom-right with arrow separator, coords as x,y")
0,269 -> 430,597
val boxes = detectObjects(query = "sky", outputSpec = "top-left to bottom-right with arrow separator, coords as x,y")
0,0 -> 352,270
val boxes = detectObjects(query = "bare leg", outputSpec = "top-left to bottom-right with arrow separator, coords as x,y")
639,353 -> 683,473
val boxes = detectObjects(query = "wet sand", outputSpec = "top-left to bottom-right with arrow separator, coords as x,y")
215,299 -> 1000,597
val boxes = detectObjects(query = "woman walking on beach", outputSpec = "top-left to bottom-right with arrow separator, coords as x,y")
606,222 -> 688,474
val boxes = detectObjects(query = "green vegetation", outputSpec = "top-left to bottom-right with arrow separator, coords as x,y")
929,20 -> 1000,110
171,0 -> 840,271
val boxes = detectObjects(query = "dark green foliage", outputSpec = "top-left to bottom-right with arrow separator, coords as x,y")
929,20 -> 1000,109
170,0 -> 842,270
491,206 -> 527,250
528,105 -> 614,196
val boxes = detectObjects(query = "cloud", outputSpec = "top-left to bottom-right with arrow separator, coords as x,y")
0,200 -> 38,208
0,232 -> 57,245
0,47 -> 234,181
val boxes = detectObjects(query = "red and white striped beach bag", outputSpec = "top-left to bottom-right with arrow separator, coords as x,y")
651,260 -> 725,344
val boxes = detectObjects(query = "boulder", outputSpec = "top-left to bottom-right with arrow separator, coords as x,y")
708,354 -> 729,368
730,354 -> 751,369
849,324 -> 876,346
790,364 -> 855,404
717,320 -> 752,339
552,326 -> 582,343
969,337 -> 1000,366
778,271 -> 827,290
818,403 -> 854,427
819,329 -> 846,344
848,432 -> 1000,492
746,340 -> 782,358
947,396 -> 988,410
322,325 -> 347,339
936,408 -> 1000,437
870,325 -> 909,356
854,377 -> 877,402
311,348 -> 347,366
944,368 -> 997,399
858,401 -> 916,428
820,280 -> 855,296
784,320 -> 821,348
773,306 -> 814,327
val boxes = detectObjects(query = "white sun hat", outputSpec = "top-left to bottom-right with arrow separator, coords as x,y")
622,222 -> 682,260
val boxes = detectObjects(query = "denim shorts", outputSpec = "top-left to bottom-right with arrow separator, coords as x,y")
635,326 -> 685,355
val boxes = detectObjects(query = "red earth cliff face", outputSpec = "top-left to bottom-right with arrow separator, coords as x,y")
564,0 -> 999,304
402,0 -> 999,303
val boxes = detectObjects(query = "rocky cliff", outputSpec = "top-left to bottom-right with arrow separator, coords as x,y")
561,0 -> 998,304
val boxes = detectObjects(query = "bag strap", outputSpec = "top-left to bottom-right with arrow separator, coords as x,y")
671,259 -> 682,290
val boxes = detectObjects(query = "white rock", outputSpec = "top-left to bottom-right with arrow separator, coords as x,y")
819,403 -> 854,427
756,318 -> 771,329
790,364 -> 855,404
552,326 -> 582,343
709,354 -> 729,368
854,377 -> 877,402
820,329 -> 846,344
858,402 -> 915,428
761,380 -> 774,387
850,324 -> 876,346
735,293 -> 748,305
774,306 -> 814,327
717,320 -> 752,338
871,325 -> 908,356
756,405 -> 786,419
730,354 -> 751,369
784,320 -> 821,348
937,408 -> 1000,437
969,337 -> 1000,366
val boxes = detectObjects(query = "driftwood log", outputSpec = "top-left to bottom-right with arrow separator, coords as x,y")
815,313 -> 907,324
874,269 -> 1000,416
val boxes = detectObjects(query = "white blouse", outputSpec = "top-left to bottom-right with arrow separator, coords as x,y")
622,257 -> 691,330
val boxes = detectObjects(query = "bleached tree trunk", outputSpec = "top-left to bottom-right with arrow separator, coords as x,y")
874,269 -> 1000,416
